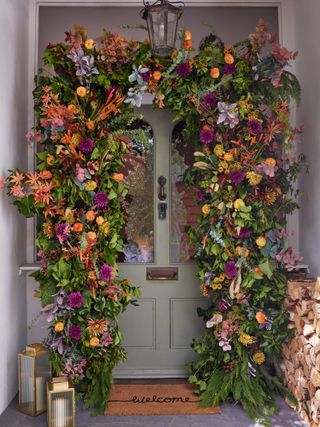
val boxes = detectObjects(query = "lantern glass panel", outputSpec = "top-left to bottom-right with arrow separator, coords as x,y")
50,391 -> 74,427
19,355 -> 35,415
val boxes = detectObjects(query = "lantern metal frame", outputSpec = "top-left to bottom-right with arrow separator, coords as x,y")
140,0 -> 185,57
18,343 -> 51,416
47,377 -> 75,427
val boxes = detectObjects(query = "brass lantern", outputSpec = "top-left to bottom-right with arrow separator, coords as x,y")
47,377 -> 75,427
18,343 -> 51,416
141,0 -> 184,57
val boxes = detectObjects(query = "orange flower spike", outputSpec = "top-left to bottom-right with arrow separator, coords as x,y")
202,235 -> 208,249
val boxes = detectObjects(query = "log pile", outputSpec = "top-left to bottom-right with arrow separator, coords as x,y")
282,278 -> 320,427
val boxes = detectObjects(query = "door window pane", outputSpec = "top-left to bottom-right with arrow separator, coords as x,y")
170,122 -> 200,263
119,120 -> 154,263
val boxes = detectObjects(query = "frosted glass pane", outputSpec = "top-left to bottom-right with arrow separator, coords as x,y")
170,122 -> 200,263
119,120 -> 154,263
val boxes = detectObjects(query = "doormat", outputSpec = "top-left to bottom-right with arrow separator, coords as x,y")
105,383 -> 220,416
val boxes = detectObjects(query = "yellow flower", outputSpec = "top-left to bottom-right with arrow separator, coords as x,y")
54,322 -> 64,332
43,221 -> 54,238
234,199 -> 245,210
67,104 -> 79,115
88,271 -> 97,281
246,171 -> 262,186
202,204 -> 211,216
71,133 -> 81,146
252,351 -> 266,365
84,180 -> 97,191
223,152 -> 233,162
219,161 -> 229,170
76,86 -> 87,97
84,38 -> 95,49
84,341 -> 90,347
256,236 -> 266,248
96,216 -> 104,226
102,221 -> 111,235
210,283 -> 222,290
46,154 -> 55,166
238,332 -> 256,346
89,337 -> 100,347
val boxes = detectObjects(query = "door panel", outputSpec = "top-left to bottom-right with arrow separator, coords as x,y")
116,107 -> 206,377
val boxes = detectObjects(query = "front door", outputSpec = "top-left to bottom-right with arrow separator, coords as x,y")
115,106 -> 205,378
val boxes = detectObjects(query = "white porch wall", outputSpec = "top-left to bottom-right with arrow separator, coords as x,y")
293,0 -> 320,276
0,0 -> 29,415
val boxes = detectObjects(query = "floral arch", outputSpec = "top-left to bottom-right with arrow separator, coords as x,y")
6,21 -> 304,422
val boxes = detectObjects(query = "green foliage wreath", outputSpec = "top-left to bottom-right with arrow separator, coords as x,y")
4,20 -> 304,422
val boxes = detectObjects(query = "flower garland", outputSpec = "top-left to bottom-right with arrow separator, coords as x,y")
3,20 -> 305,422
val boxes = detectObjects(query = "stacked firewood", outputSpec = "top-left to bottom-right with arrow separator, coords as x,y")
282,278 -> 320,426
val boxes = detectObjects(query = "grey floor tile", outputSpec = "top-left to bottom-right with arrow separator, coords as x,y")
0,395 -> 307,427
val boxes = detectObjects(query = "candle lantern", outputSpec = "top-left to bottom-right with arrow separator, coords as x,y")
47,377 -> 75,427
141,0 -> 184,58
18,343 -> 51,416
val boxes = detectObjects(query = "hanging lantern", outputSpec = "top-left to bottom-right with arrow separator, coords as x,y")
18,343 -> 51,416
47,377 -> 75,427
141,0 -> 184,57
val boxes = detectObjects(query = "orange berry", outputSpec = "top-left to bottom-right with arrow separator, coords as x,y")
210,67 -> 220,78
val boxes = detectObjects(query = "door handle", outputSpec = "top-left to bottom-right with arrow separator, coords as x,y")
158,176 -> 167,220
158,176 -> 167,201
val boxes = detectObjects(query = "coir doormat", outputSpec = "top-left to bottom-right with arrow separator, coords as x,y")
105,383 -> 220,416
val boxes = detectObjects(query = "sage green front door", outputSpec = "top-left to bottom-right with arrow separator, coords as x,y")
115,106 -> 205,378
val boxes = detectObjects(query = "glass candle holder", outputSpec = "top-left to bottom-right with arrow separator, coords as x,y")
47,377 -> 75,427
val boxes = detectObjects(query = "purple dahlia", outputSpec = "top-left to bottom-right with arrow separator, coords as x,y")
238,228 -> 252,239
94,192 -> 109,208
203,92 -> 217,108
248,119 -> 263,135
200,128 -> 214,144
224,260 -> 238,279
99,263 -> 113,281
67,291 -> 84,309
56,223 -> 70,243
176,62 -> 192,78
78,138 -> 94,153
223,64 -> 236,74
69,325 -> 81,341
230,169 -> 245,185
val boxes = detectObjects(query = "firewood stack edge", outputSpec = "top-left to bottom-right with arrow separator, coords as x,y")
282,277 -> 320,426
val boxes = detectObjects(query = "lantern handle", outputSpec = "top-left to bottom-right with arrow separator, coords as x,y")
140,0 -> 185,20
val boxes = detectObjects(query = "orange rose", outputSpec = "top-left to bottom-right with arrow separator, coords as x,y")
89,337 -> 100,347
76,86 -> 87,97
86,120 -> 95,130
86,210 -> 95,222
224,53 -> 234,64
256,311 -> 267,324
202,124 -> 211,131
112,173 -> 124,182
153,71 -> 162,81
96,216 -> 104,226
236,246 -> 249,258
210,67 -> 220,78
54,322 -> 64,332
73,222 -> 83,232
40,170 -> 52,179
265,158 -> 276,167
